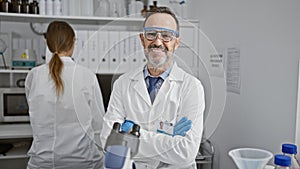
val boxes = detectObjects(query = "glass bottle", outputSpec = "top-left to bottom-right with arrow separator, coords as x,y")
112,122 -> 121,132
275,154 -> 291,169
0,0 -> 2,12
16,0 -> 22,13
29,0 -> 39,14
130,124 -> 140,138
1,0 -> 10,12
11,0 -> 21,13
149,0 -> 157,12
21,0 -> 29,13
282,144 -> 300,169
141,5 -> 148,17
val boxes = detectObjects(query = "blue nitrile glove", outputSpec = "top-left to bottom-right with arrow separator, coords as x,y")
121,120 -> 135,133
173,116 -> 192,137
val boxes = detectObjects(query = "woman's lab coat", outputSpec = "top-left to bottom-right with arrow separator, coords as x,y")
25,57 -> 105,169
101,63 -> 205,169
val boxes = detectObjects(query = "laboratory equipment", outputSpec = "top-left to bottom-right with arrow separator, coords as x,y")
0,38 -> 8,69
282,144 -> 300,168
196,138 -> 215,169
274,154 -> 291,169
0,88 -> 29,123
104,122 -> 140,169
12,49 -> 36,69
229,148 -> 273,169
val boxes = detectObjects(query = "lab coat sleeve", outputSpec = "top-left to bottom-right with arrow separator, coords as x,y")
90,75 -> 105,148
25,70 -> 34,99
135,80 -> 205,164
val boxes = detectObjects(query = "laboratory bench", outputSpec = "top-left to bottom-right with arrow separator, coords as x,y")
0,123 -> 214,169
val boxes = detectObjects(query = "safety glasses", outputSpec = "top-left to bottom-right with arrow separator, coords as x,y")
143,27 -> 179,42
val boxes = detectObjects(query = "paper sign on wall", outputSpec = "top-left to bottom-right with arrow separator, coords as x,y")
226,47 -> 241,94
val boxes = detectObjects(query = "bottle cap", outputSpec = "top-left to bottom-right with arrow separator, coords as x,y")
130,124 -> 140,137
112,122 -> 121,132
274,154 -> 291,167
282,143 -> 297,155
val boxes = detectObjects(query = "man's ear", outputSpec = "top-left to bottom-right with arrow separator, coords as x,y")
174,37 -> 180,51
139,33 -> 145,48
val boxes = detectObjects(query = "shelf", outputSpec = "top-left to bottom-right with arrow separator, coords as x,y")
0,69 -> 30,73
0,124 -> 32,139
0,143 -> 30,160
0,13 -> 198,26
0,13 -> 145,26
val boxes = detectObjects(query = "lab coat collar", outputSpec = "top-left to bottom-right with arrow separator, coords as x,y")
129,62 -> 184,82
168,63 -> 184,82
59,56 -> 73,63
129,62 -> 184,106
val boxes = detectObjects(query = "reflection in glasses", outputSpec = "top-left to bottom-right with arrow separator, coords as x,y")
143,27 -> 179,42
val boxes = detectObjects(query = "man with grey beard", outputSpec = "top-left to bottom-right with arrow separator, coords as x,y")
101,7 -> 205,169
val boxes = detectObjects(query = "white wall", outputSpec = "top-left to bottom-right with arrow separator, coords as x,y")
189,0 -> 300,168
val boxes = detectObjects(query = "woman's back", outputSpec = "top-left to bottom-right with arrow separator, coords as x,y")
26,58 -> 104,169
25,21 -> 105,169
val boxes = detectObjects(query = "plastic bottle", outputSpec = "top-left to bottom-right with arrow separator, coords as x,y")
94,0 -> 109,17
128,0 -> 135,17
39,0 -> 46,15
46,0 -> 53,15
53,0 -> 61,15
282,144 -> 300,169
274,154 -> 291,169
60,0 -> 68,15
81,0 -> 93,16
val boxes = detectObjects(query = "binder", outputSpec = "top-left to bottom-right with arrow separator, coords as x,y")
118,31 -> 130,73
108,31 -> 120,73
75,30 -> 89,68
97,31 -> 109,73
129,32 -> 141,70
88,31 -> 99,73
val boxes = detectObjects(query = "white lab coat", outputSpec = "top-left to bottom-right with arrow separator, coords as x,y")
25,57 -> 105,169
101,63 -> 205,169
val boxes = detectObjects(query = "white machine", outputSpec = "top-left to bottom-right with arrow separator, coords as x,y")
12,49 -> 36,69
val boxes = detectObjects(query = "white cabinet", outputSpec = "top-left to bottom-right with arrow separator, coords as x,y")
0,70 -> 28,88
0,124 -> 32,168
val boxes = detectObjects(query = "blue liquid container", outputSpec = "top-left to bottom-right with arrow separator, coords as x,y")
274,154 -> 291,169
282,144 -> 300,169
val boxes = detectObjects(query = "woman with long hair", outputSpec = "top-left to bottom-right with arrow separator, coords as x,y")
25,21 -> 105,169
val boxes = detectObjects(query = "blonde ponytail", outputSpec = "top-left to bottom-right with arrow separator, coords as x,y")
49,53 -> 64,96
